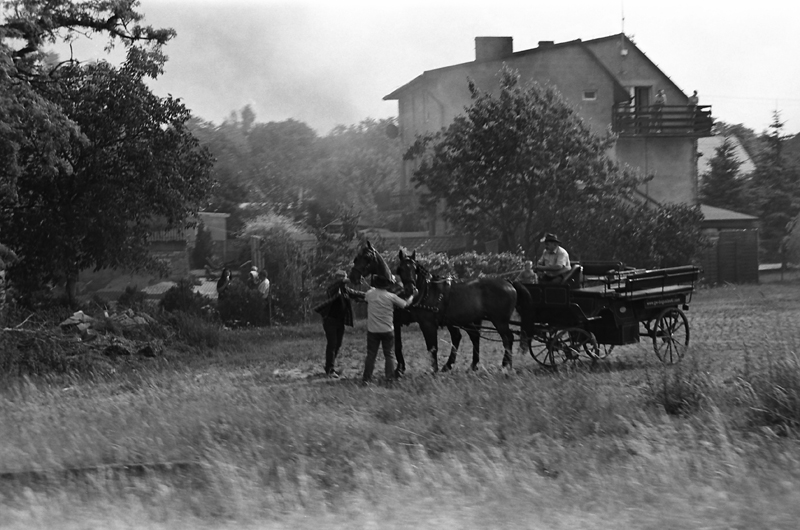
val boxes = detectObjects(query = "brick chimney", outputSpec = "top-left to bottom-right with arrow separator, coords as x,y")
475,37 -> 513,62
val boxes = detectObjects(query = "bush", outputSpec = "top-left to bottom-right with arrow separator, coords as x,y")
160,278 -> 207,315
216,280 -> 267,327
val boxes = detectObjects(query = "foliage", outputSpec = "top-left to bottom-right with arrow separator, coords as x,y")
0,0 -> 214,305
700,136 -> 745,212
159,278 -> 207,315
746,113 -> 800,261
216,279 -> 268,327
383,249 -> 526,280
191,221 -> 214,269
406,66 -> 646,255
308,118 -> 405,228
117,285 -> 146,310
242,213 -> 311,324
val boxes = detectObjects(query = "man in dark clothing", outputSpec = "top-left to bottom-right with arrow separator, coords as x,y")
315,270 -> 365,377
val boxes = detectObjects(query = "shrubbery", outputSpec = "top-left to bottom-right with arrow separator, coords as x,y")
216,280 -> 268,327
160,277 -> 207,315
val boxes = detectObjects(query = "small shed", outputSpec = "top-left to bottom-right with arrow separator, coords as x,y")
699,204 -> 759,284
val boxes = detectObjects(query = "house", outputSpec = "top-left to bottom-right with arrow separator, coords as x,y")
383,33 -> 760,283
384,33 -> 714,235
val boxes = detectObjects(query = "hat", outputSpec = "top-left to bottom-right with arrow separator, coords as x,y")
542,233 -> 560,244
334,269 -> 347,278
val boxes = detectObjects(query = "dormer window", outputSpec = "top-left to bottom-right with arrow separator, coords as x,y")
583,90 -> 597,101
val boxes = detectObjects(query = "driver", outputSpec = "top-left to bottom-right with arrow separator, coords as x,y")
535,233 -> 571,284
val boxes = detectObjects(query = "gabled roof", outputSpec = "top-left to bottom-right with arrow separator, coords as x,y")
700,204 -> 758,230
384,35 -> 629,103
581,33 -> 688,97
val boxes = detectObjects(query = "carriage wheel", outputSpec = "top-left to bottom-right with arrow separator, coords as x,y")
529,328 -> 598,367
653,307 -> 689,364
595,344 -> 614,360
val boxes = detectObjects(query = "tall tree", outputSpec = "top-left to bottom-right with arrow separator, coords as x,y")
0,0 -> 213,303
700,136 -> 745,212
748,112 -> 800,260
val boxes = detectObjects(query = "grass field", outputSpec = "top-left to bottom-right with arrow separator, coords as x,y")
2,282 -> 800,529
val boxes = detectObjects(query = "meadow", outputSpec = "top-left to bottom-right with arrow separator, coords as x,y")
2,282 -> 800,529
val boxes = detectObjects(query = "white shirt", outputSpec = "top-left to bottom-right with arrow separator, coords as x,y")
257,278 -> 270,299
365,288 -> 410,333
538,246 -> 570,270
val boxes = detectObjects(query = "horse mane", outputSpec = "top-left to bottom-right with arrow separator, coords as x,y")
371,247 -> 394,282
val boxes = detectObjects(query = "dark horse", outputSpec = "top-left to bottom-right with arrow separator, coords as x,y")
349,242 -> 531,373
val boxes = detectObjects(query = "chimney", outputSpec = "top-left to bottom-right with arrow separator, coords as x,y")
538,40 -> 555,48
475,37 -> 513,62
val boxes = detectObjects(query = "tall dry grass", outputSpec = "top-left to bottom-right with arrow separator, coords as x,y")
2,283 -> 800,529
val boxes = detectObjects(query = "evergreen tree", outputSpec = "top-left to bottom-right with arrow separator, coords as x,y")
748,112 -> 800,260
700,136 -> 745,212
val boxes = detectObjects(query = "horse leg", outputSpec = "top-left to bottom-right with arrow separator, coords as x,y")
418,319 -> 440,373
393,314 -> 405,377
466,321 -> 481,370
494,320 -> 515,369
442,326 -> 461,372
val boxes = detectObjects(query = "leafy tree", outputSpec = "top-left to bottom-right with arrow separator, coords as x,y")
406,66 -> 706,266
407,67 -> 645,255
0,1 -> 213,304
700,136 -> 745,211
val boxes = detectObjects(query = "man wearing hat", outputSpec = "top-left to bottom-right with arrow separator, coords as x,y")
535,233 -> 571,284
315,269 -> 365,377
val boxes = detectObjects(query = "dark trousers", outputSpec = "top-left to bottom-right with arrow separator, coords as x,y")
323,317 -> 345,373
364,331 -> 396,382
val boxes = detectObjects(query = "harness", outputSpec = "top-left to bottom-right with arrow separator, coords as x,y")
405,259 -> 453,326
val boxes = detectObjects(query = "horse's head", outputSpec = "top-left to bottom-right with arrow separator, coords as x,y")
396,249 -> 421,297
350,241 -> 393,286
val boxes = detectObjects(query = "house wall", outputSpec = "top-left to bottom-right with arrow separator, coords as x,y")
615,136 -> 698,204
583,37 -> 690,107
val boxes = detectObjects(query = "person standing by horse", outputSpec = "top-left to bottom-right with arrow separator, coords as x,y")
535,233 -> 571,284
362,274 -> 414,383
315,269 -> 365,377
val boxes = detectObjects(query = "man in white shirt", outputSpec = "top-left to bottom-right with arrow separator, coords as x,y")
535,233 -> 571,284
363,275 -> 414,383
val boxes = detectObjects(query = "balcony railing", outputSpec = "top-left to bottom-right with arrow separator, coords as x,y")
612,104 -> 713,137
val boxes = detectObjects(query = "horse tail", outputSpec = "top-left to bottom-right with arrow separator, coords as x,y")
510,280 -> 535,335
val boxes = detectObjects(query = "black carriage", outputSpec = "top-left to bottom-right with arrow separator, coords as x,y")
518,262 -> 701,367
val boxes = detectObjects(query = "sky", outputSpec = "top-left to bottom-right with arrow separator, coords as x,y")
54,0 -> 800,136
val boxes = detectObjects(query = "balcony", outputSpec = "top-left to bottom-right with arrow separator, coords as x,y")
612,104 -> 713,137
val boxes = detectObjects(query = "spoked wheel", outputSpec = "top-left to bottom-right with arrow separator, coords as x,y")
529,327 -> 598,367
652,307 -> 689,363
595,344 -> 614,360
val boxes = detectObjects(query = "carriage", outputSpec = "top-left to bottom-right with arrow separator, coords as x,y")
516,261 -> 702,367
350,242 -> 701,374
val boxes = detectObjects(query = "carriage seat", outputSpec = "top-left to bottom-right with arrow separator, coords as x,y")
561,264 -> 583,288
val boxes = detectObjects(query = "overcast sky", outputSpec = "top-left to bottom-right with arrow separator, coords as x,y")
58,0 -> 800,136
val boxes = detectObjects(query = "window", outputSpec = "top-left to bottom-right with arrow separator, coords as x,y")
583,90 -> 597,101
